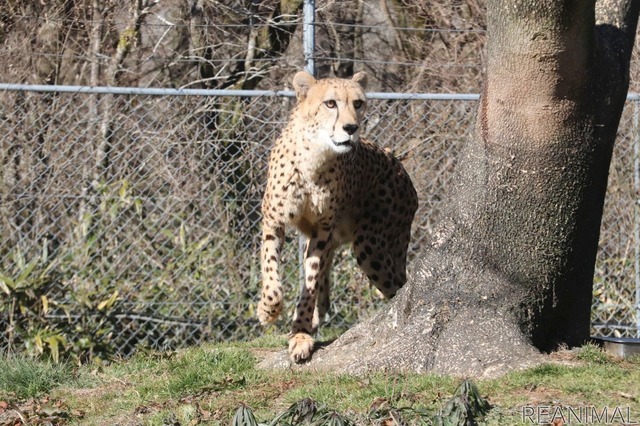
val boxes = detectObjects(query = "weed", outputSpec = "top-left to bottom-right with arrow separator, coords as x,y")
576,342 -> 611,364
433,379 -> 491,425
233,379 -> 490,425
232,403 -> 259,426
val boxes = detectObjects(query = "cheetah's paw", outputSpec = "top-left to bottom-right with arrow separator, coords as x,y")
257,300 -> 282,325
288,333 -> 315,363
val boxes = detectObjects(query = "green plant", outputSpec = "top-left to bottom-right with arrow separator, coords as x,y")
0,182 -> 139,364
267,398 -> 356,426
433,379 -> 491,426
232,404 -> 259,426
0,246 -> 67,362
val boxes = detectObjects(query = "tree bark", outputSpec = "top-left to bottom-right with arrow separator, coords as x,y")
260,0 -> 640,377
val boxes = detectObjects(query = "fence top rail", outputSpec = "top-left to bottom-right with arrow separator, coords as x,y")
3,83 -> 640,101
0,83 -> 481,100
0,83 -> 295,98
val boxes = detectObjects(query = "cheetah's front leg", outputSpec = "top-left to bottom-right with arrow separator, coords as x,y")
289,226 -> 334,362
312,250 -> 334,333
257,221 -> 285,324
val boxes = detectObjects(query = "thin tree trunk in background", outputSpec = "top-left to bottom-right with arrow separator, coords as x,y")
79,0 -> 104,228
195,0 -> 304,241
96,0 -> 155,178
90,0 -> 103,91
317,0 -> 358,78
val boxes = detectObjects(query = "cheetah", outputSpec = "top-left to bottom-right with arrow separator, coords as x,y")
257,71 -> 418,362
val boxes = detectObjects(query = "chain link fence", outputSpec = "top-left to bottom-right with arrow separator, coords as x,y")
0,84 -> 638,360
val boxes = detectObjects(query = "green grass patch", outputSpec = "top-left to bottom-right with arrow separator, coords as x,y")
0,356 -> 78,399
231,334 -> 289,349
102,345 -> 262,400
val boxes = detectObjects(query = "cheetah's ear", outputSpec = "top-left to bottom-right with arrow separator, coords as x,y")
352,72 -> 368,90
293,71 -> 317,101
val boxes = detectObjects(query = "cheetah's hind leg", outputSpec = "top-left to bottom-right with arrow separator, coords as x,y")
352,229 -> 408,299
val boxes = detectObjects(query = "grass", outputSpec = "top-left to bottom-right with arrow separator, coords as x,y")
0,341 -> 639,425
0,355 -> 79,400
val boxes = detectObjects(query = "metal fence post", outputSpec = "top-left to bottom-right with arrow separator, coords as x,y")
635,100 -> 640,338
299,0 -> 316,296
303,0 -> 316,77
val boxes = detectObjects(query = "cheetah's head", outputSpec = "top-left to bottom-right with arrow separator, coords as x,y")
292,71 -> 368,154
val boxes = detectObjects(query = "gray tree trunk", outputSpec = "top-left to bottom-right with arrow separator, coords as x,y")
261,0 -> 640,377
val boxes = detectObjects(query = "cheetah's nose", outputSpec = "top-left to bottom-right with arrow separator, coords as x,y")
343,124 -> 359,135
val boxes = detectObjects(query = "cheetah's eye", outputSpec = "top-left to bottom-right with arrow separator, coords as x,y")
324,100 -> 337,109
353,100 -> 364,109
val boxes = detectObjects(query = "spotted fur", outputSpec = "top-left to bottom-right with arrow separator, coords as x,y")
258,71 -> 418,362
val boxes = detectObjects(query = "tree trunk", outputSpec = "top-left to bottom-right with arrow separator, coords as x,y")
261,0 -> 639,377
